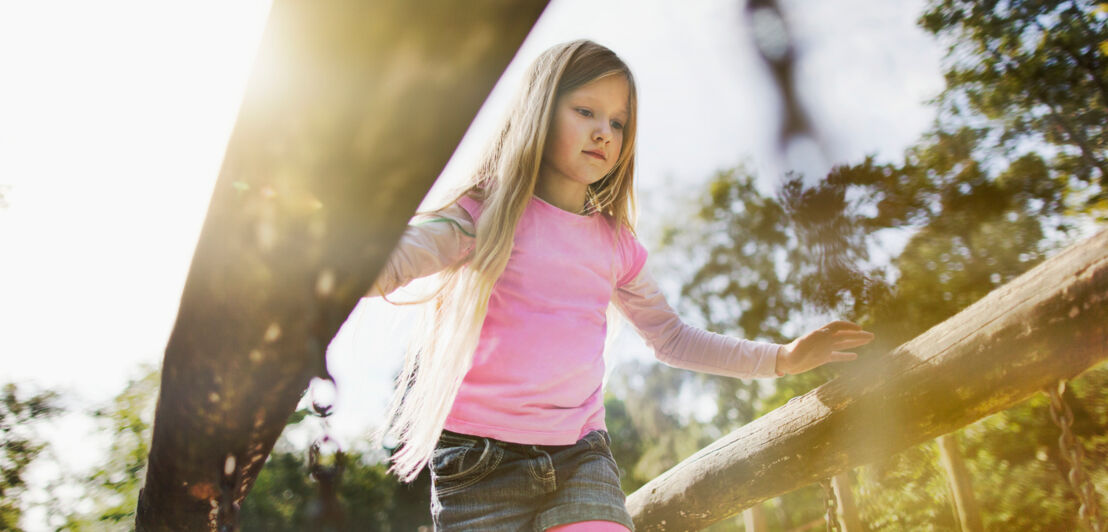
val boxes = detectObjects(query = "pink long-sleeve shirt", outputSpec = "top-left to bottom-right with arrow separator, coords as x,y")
369,194 -> 781,445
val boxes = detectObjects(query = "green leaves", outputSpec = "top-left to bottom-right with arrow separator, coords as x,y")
1,384 -> 60,531
632,1 -> 1108,528
921,0 -> 1108,205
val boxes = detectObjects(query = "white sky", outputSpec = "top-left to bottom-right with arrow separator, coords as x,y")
0,1 -> 944,528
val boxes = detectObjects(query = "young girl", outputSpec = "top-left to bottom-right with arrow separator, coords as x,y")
367,39 -> 873,531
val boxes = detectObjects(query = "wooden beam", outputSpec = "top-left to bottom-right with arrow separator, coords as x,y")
937,433 -> 983,532
831,472 -> 864,532
135,1 -> 548,529
627,230 -> 1108,531
743,504 -> 767,532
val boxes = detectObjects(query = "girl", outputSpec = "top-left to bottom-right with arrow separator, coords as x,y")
367,39 -> 873,531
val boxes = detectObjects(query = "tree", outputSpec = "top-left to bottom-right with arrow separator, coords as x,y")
0,383 -> 60,531
55,368 -> 157,530
920,0 -> 1108,214
55,363 -> 435,530
238,447 -> 432,531
634,2 -> 1108,528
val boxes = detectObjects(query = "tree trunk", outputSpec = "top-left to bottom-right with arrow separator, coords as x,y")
135,1 -> 548,529
627,230 -> 1108,531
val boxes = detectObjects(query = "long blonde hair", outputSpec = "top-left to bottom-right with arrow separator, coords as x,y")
383,39 -> 640,481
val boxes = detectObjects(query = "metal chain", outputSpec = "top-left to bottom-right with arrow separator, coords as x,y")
820,477 -> 843,532
307,377 -> 345,532
217,453 -> 240,532
1046,380 -> 1105,532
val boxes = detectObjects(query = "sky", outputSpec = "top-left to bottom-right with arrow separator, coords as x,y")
0,0 -> 945,527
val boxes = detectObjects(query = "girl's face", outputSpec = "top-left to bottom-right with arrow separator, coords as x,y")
539,74 -> 630,195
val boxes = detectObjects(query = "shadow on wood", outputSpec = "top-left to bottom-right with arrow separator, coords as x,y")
135,1 -> 548,529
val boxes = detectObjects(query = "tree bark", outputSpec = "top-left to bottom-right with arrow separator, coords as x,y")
627,230 -> 1108,531
135,1 -> 548,529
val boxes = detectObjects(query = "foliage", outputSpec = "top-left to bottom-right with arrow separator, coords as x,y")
239,447 -> 432,531
613,0 -> 1108,529
0,383 -> 60,532
56,367 -> 157,531
49,364 -> 435,530
920,0 -> 1108,213
602,393 -> 647,493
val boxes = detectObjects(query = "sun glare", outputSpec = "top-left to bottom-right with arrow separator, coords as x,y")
0,0 -> 273,396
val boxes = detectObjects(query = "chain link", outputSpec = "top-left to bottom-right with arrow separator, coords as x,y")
820,477 -> 843,532
1046,380 -> 1105,532
217,453 -> 240,532
307,377 -> 345,532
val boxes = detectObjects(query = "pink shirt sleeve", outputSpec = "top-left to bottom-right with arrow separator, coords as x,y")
612,266 -> 782,379
366,201 -> 475,297
616,225 -> 649,287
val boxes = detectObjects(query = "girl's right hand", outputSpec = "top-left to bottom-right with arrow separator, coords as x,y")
774,321 -> 874,376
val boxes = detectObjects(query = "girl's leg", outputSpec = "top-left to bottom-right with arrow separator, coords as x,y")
545,521 -> 631,532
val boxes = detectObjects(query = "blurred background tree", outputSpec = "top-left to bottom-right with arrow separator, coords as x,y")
612,0 -> 1107,529
921,0 -> 1108,213
51,367 -> 436,530
58,369 -> 157,530
237,447 -> 432,531
1,384 -> 59,531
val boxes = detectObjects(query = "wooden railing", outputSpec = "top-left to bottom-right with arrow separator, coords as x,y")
627,229 -> 1108,531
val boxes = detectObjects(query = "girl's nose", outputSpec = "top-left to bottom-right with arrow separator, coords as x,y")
593,123 -> 613,142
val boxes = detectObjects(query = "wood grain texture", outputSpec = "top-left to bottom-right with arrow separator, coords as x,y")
135,1 -> 548,529
628,230 -> 1108,531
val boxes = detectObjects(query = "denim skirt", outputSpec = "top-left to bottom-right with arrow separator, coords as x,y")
428,429 -> 634,531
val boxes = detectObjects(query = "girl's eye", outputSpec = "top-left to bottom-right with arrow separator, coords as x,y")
576,107 -> 623,130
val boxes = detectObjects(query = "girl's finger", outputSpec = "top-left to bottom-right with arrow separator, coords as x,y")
821,320 -> 863,333
831,332 -> 874,349
829,351 -> 858,362
831,330 -> 874,341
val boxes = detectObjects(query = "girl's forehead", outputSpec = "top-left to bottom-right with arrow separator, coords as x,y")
564,76 -> 630,116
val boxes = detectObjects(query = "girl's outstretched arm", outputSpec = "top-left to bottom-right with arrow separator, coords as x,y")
613,269 -> 874,379
612,267 -> 782,379
773,320 -> 873,376
365,202 -> 475,298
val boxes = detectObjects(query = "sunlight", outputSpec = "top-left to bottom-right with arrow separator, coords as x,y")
0,4 -> 273,529
0,1 -> 273,398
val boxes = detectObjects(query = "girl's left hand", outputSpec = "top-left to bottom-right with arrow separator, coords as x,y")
775,320 -> 874,376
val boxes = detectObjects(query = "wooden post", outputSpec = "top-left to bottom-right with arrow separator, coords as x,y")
832,472 -> 864,532
134,1 -> 548,529
743,504 -> 768,532
627,230 -> 1108,531
937,433 -> 984,532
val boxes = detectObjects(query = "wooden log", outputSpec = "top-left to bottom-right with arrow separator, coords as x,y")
627,230 -> 1108,531
831,472 -> 864,532
135,1 -> 548,529
937,433 -> 983,532
743,504 -> 767,532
